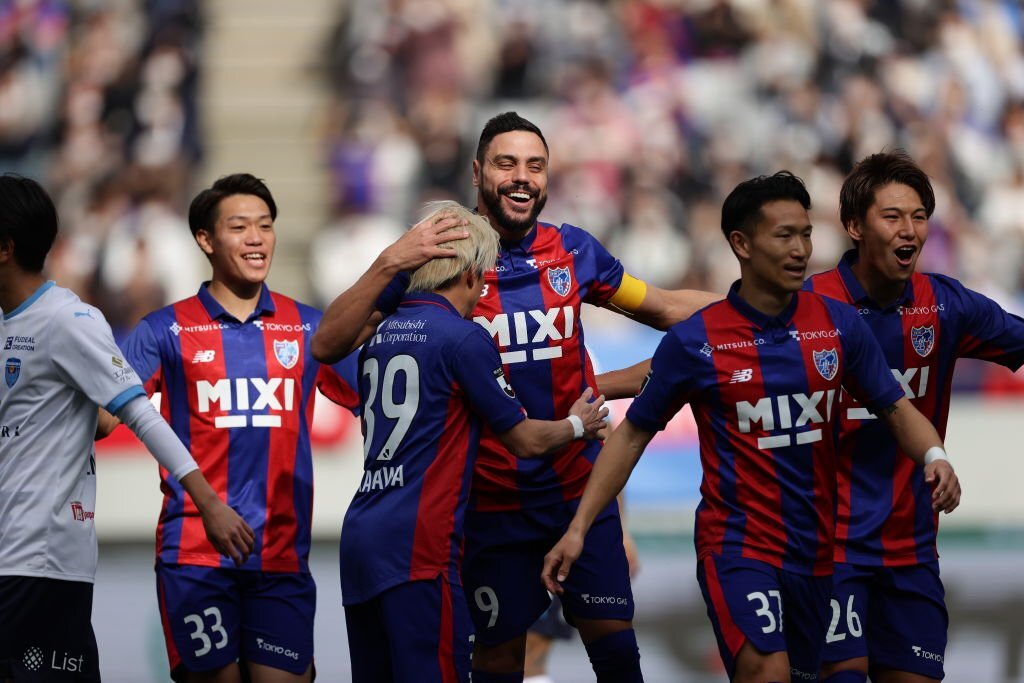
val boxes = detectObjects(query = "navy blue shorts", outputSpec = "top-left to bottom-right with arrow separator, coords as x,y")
823,561 -> 947,679
155,562 -> 315,680
344,576 -> 473,683
0,576 -> 100,682
696,554 -> 831,681
462,498 -> 633,646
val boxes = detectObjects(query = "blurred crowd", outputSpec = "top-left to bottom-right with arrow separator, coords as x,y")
317,0 -> 1024,300
4,0 -> 1024,390
0,0 -> 202,334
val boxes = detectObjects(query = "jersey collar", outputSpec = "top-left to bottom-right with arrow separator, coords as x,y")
399,291 -> 461,317
837,249 -> 915,310
196,281 -> 276,323
4,280 -> 55,320
726,279 -> 798,329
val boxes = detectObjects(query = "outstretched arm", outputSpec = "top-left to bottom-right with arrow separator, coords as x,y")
605,275 -> 721,331
595,358 -> 651,400
878,397 -> 960,513
311,213 -> 470,363
541,418 -> 654,593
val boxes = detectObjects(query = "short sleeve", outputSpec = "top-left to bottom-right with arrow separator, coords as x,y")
316,351 -> 361,415
626,328 -> 697,433
566,225 -> 624,307
51,304 -> 146,414
943,277 -> 1024,370
120,317 -> 163,394
451,326 -> 526,434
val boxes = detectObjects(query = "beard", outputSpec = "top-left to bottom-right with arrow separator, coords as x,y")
480,181 -> 547,236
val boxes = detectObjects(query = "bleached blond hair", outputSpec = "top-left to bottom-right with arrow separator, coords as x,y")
407,201 -> 499,293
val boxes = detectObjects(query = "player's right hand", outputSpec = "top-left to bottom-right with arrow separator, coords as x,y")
383,211 -> 469,272
570,387 -> 609,439
200,502 -> 256,566
541,528 -> 585,595
925,459 -> 961,514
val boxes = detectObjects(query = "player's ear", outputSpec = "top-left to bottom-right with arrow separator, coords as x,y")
472,158 -> 481,187
728,229 -> 751,260
195,228 -> 215,257
0,236 -> 13,264
845,219 -> 864,243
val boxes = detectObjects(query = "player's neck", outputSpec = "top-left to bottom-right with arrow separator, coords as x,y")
850,259 -> 904,308
736,279 -> 794,318
0,271 -> 47,316
206,278 -> 263,322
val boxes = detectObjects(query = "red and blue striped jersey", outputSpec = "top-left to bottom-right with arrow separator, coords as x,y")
469,222 -> 624,511
339,293 -> 526,604
121,284 -> 360,573
805,251 -> 1024,566
627,283 -> 906,575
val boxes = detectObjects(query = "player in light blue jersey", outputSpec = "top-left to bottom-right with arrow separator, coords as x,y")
0,175 -> 252,683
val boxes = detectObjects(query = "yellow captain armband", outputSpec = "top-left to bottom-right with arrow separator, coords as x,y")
608,273 -> 648,313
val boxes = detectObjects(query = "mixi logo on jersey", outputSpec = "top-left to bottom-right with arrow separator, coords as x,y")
474,306 -> 576,365
736,389 -> 838,450
196,377 -> 298,429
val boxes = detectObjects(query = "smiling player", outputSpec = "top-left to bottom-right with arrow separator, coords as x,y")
805,151 -> 1024,683
313,112 -> 720,683
542,171 -> 960,683
120,174 -> 360,683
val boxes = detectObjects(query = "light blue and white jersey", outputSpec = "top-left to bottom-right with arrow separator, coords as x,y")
0,281 -> 144,583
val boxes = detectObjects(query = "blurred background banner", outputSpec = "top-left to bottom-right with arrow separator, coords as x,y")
3,0 -> 1023,679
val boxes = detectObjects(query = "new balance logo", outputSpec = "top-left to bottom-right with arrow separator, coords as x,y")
730,369 -> 753,384
192,350 -> 216,364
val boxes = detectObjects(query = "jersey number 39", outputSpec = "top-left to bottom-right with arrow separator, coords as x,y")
361,354 -> 421,462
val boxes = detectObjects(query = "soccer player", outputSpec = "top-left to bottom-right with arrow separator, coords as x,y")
542,172 -> 960,683
804,151 -> 1024,683
119,174 -> 360,683
339,201 -> 608,683
0,174 -> 252,683
312,111 -> 718,683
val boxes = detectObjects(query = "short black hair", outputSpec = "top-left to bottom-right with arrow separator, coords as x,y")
476,112 -> 549,163
721,171 -> 812,239
839,150 -> 935,231
188,173 -> 277,237
0,174 -> 58,272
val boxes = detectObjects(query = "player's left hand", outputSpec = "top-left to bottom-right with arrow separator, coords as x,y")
925,460 -> 960,513
541,528 -> 584,595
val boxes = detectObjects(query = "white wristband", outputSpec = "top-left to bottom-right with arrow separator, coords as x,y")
924,447 -> 949,465
566,414 -> 585,439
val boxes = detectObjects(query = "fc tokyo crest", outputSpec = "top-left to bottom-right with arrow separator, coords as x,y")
547,267 -> 572,297
812,348 -> 839,381
911,325 -> 934,357
5,358 -> 20,387
273,340 -> 299,369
